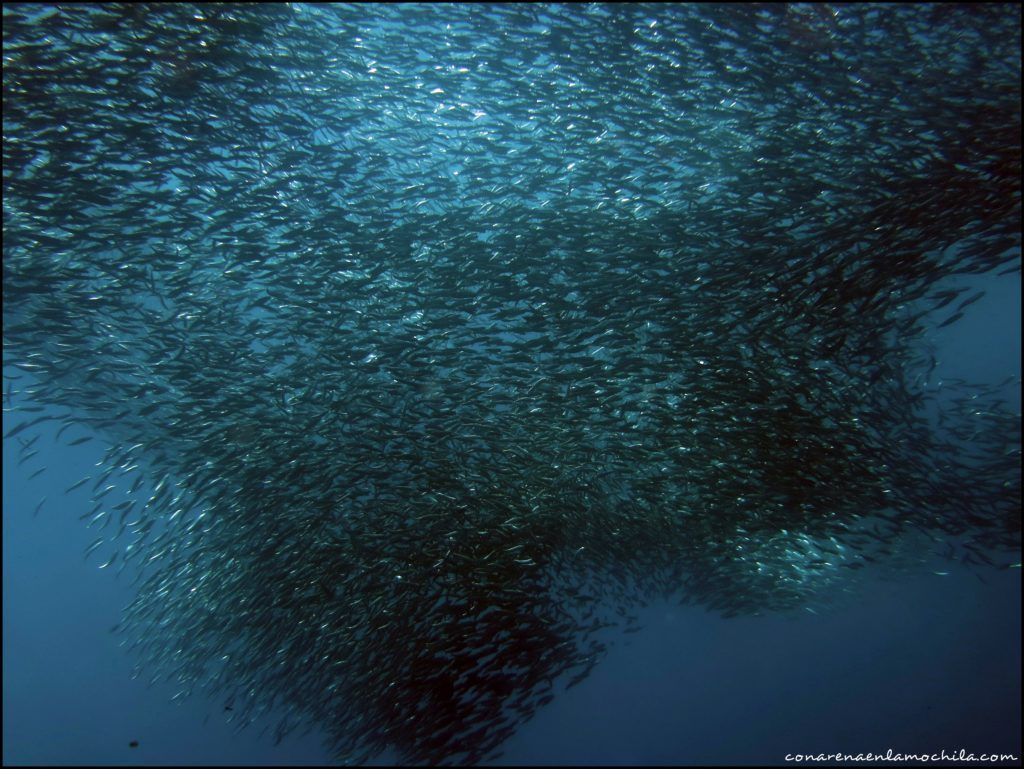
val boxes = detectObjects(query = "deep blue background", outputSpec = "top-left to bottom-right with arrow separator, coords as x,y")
3,274 -> 1020,765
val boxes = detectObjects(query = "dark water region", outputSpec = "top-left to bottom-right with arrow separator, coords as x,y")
3,3 -> 1021,766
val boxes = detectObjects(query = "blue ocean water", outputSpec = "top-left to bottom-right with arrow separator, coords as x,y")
3,3 -> 1021,766
4,272 -> 1019,765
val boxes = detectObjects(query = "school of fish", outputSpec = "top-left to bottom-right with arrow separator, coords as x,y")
3,3 -> 1021,765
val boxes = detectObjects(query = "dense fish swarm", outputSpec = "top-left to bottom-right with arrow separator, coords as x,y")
3,3 -> 1021,765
